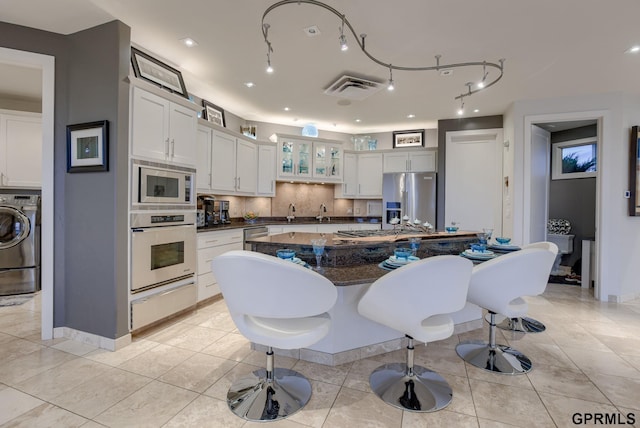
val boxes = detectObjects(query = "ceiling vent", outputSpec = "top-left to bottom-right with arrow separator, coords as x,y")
324,74 -> 383,100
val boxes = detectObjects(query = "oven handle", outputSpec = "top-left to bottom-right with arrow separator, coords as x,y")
131,224 -> 195,232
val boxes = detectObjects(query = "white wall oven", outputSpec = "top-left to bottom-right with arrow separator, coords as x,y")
132,159 -> 195,210
130,212 -> 196,292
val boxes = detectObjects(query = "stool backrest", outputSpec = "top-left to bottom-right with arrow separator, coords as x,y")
522,241 -> 559,256
211,250 -> 337,319
357,255 -> 473,338
468,248 -> 556,312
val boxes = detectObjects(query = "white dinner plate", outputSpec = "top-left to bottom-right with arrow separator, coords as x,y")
489,244 -> 521,251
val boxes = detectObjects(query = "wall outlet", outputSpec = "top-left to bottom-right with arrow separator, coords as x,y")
624,190 -> 631,199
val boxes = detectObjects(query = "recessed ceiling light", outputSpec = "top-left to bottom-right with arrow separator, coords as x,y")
355,119 -> 361,123
179,37 -> 198,47
244,82 -> 255,88
407,114 -> 415,119
284,107 -> 290,111
627,45 -> 640,53
304,25 -> 321,37
473,109 -> 479,113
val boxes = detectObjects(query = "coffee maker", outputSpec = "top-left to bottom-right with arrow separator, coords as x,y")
215,200 -> 231,224
199,196 -> 216,226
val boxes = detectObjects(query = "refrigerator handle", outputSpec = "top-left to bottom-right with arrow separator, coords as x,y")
402,189 -> 408,219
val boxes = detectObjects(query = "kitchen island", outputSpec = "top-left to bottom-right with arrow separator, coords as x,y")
246,230 -> 483,365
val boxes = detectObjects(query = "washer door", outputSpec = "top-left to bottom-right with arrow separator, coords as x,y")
0,206 -> 31,249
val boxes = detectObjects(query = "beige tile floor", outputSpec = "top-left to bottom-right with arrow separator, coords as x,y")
1,284 -> 639,427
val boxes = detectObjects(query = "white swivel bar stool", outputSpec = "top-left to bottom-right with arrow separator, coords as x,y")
493,241 -> 558,333
456,248 -> 556,374
357,255 -> 473,412
211,250 -> 337,422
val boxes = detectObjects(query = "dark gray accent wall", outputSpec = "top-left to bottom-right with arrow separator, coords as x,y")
436,116 -> 504,229
549,125 -> 597,272
0,20 -> 131,339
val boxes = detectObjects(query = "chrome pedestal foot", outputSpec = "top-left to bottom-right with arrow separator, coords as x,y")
227,367 -> 312,421
498,316 -> 546,333
456,340 -> 532,374
369,363 -> 453,412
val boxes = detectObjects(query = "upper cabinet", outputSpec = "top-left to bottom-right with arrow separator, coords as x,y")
257,143 -> 277,196
383,149 -> 436,173
277,134 -> 343,183
197,123 -> 259,196
130,86 -> 198,167
335,151 -> 383,199
0,110 -> 42,188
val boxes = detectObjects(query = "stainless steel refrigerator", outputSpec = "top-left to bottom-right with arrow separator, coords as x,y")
382,172 -> 437,229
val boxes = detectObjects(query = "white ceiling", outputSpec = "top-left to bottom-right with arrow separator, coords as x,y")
2,0 -> 640,133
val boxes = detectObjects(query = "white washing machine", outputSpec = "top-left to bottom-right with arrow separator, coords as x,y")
0,194 -> 40,295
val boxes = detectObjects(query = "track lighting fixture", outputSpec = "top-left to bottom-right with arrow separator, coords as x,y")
261,0 -> 505,106
339,14 -> 348,51
457,97 -> 465,116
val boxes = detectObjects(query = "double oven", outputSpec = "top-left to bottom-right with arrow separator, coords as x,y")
129,159 -> 197,331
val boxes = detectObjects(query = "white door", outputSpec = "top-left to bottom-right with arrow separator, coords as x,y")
357,153 -> 383,197
445,129 -> 503,234
529,125 -> 550,243
210,130 -> 237,192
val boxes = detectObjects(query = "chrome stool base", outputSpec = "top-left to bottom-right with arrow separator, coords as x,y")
499,317 -> 546,333
456,340 -> 532,374
369,362 -> 453,412
484,314 -> 546,333
227,367 -> 312,421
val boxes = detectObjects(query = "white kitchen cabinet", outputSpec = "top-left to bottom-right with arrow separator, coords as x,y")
356,153 -> 383,197
257,143 -> 277,196
338,152 -> 357,197
204,126 -> 258,195
196,126 -> 212,190
277,134 -> 343,182
131,86 -> 197,166
335,152 -> 382,199
383,150 -> 436,173
278,138 -> 312,179
0,110 -> 42,188
313,141 -> 342,181
196,229 -> 243,302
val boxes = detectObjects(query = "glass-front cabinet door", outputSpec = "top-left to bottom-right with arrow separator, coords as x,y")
279,139 -> 312,178
313,142 -> 342,180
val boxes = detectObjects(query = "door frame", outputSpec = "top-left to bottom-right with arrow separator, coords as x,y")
524,111 -> 605,300
0,47 -> 55,339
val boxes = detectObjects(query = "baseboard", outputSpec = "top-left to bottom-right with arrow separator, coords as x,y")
53,327 -> 131,351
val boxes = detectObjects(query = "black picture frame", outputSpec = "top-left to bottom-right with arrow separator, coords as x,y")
629,126 -> 640,216
66,120 -> 109,173
393,129 -> 425,148
202,99 -> 226,127
130,47 -> 189,99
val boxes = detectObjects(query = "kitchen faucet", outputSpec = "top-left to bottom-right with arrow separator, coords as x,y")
286,203 -> 296,223
316,203 -> 329,222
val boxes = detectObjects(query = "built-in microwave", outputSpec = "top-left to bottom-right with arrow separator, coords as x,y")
132,160 -> 195,209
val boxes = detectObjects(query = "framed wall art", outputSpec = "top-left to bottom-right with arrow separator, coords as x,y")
202,99 -> 226,127
393,129 -> 425,149
130,47 -> 189,98
66,120 -> 108,173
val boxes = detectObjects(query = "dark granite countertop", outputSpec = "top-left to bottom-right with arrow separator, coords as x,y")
249,231 -> 478,285
197,216 -> 382,232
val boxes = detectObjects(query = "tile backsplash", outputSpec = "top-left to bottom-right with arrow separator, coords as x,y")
199,182 -> 380,218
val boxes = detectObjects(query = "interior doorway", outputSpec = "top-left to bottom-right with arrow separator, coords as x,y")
0,47 -> 55,339
525,114 -> 601,299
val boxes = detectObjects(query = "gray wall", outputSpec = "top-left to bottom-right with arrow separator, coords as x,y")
436,116 -> 504,229
549,125 -> 597,272
0,20 -> 131,339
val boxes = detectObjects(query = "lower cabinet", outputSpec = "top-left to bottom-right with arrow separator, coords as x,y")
196,229 -> 243,302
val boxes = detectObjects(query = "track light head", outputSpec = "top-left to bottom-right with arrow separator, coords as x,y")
387,65 -> 394,91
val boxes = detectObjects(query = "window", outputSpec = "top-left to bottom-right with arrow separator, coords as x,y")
552,137 -> 597,180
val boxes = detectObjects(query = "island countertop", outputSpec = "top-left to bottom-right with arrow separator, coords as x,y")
247,231 -> 478,285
